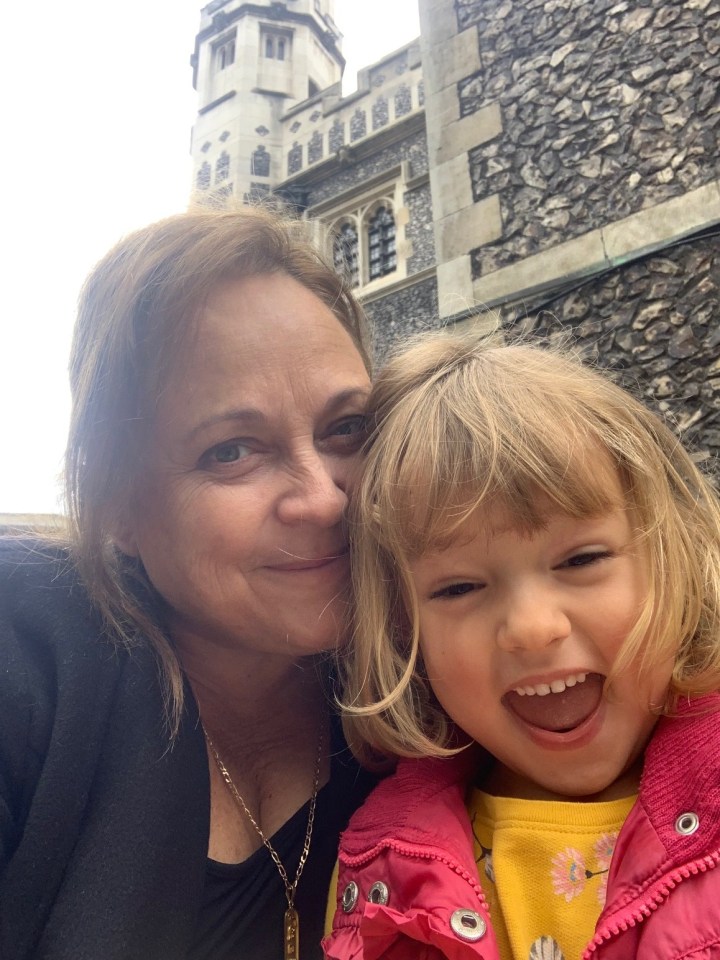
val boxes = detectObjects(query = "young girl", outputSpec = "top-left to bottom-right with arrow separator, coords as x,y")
324,333 -> 720,960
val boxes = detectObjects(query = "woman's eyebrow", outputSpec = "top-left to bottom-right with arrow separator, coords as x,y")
186,388 -> 370,442
186,407 -> 266,442
320,387 -> 371,417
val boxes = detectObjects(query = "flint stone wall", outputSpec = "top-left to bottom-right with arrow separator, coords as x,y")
405,181 -> 436,274
510,234 -> 720,473
303,128 -> 429,208
455,0 -> 720,279
365,274 -> 440,361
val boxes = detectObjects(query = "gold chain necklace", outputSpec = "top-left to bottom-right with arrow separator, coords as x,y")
203,723 -> 324,960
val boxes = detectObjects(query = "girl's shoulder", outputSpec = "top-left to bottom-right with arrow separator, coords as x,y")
340,752 -> 478,857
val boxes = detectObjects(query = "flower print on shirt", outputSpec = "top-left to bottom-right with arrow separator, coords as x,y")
550,832 -> 619,906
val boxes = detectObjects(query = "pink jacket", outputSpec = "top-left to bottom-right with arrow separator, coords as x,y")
324,696 -> 720,959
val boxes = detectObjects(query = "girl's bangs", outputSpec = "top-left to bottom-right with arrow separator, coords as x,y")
366,373 -> 622,558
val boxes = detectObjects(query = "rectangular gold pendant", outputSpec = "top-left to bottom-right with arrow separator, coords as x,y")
284,907 -> 299,960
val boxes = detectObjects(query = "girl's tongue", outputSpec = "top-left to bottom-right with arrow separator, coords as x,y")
503,673 -> 605,732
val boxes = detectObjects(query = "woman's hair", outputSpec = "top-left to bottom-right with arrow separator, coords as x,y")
64,201 -> 371,733
341,331 -> 720,765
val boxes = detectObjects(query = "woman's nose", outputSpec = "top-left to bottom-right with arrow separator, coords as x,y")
496,587 -> 571,653
277,452 -> 349,527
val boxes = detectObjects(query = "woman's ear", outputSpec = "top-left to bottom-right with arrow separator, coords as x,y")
107,501 -> 140,558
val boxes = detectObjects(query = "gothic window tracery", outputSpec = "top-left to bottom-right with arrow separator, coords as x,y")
332,221 -> 360,288
251,145 -> 271,177
215,151 -> 230,182
367,206 -> 397,280
197,162 -> 211,191
329,199 -> 397,289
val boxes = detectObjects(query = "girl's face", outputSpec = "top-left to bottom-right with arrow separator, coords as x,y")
409,468 -> 674,801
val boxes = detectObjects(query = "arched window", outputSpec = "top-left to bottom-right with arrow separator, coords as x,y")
196,161 -> 211,191
216,35 -> 235,71
333,222 -> 360,288
262,30 -> 291,61
367,206 -> 396,280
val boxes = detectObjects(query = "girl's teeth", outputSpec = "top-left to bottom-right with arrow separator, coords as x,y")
514,672 -> 588,697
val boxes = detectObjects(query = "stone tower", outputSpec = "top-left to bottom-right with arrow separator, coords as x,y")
190,0 -> 345,202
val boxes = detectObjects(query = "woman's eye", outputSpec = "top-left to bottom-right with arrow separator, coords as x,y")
561,550 -> 612,569
430,582 -> 479,600
325,414 -> 368,449
203,441 -> 252,466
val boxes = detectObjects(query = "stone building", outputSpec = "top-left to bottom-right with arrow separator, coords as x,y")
190,0 -> 720,465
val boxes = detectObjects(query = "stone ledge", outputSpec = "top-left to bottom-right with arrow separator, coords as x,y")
472,179 -> 720,308
603,180 -> 720,262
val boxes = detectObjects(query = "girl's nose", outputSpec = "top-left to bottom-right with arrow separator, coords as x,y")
277,453 -> 349,528
496,587 -> 571,653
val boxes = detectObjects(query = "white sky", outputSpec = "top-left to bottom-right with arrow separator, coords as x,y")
1,0 -> 420,515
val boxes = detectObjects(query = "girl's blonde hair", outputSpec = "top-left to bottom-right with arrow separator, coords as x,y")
65,201 -> 371,734
342,332 -> 720,765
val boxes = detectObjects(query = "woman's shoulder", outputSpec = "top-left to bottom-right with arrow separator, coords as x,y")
0,536 -> 126,731
0,535 -> 106,658
0,535 -> 77,600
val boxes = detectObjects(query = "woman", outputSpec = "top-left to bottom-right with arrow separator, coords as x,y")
0,204 -> 375,960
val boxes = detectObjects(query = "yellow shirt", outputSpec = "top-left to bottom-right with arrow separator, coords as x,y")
469,789 -> 636,960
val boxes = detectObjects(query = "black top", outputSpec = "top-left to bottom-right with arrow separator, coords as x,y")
0,539 -> 373,960
190,733 -> 369,960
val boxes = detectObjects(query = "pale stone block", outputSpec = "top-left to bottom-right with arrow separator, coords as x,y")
434,102 -> 502,166
603,179 -> 720,262
418,0 -> 459,46
425,85 -> 462,157
472,229 -> 608,306
423,26 -> 480,96
430,153 -> 472,219
435,195 -> 502,263
395,205 -> 410,227
437,255 -> 474,319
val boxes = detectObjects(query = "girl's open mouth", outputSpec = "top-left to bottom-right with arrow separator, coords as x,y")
502,673 -> 605,733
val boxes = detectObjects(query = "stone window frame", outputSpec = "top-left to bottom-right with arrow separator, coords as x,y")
214,32 -> 236,72
326,189 -> 404,292
262,27 -> 292,61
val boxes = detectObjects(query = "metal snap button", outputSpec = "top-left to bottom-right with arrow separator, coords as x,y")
450,909 -> 487,941
367,881 -> 390,905
675,812 -> 700,835
341,880 -> 359,913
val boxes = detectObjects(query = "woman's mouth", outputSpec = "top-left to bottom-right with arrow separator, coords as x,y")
266,549 -> 349,572
502,672 -> 605,734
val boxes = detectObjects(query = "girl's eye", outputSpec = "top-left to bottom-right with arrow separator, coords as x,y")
203,441 -> 252,466
430,582 -> 479,600
561,550 -> 612,569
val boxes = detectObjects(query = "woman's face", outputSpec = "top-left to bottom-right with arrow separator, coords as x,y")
119,272 -> 371,660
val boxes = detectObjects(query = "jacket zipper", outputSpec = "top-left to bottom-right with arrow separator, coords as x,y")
583,850 -> 720,957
